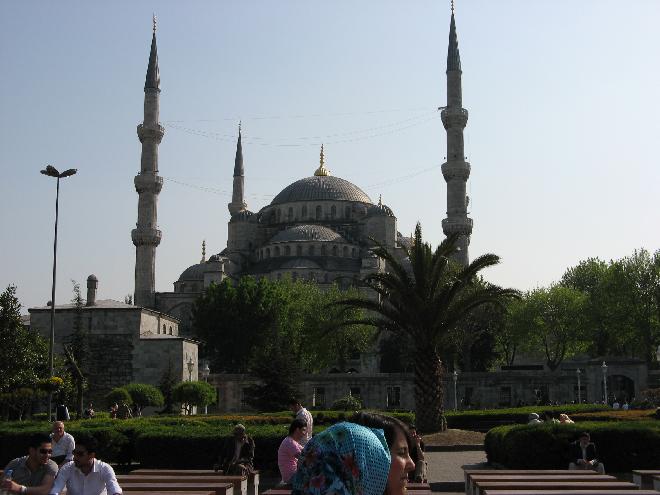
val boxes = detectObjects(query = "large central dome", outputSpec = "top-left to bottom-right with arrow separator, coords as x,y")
270,175 -> 372,205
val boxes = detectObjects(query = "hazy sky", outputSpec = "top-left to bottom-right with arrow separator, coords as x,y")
2,1 -> 659,311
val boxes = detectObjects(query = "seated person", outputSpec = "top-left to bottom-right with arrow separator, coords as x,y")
559,413 -> 574,424
408,424 -> 427,483
568,431 -> 605,474
217,424 -> 256,476
278,419 -> 307,484
527,413 -> 543,424
2,433 -> 58,495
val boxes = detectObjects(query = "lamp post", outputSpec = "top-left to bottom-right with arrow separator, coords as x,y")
576,368 -> 582,404
40,165 -> 77,420
452,370 -> 458,411
601,361 -> 608,405
187,357 -> 194,382
200,363 -> 210,414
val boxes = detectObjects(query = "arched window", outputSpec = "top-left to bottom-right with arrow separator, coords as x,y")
352,247 -> 357,257
308,245 -> 315,256
332,245 -> 338,256
321,245 -> 327,256
169,326 -> 173,335
288,207 -> 293,220
162,323 -> 166,334
296,245 -> 302,256
343,246 -> 348,257
266,248 -> 271,258
345,206 -> 351,218
285,245 -> 291,256
316,205 -> 322,220
275,246 -> 281,256
331,205 -> 336,218
302,205 -> 307,218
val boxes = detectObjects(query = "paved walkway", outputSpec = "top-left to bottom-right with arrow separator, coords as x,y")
426,449 -> 488,493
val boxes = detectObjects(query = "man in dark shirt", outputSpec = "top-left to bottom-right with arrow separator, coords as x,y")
569,431 -> 605,474
1,433 -> 58,495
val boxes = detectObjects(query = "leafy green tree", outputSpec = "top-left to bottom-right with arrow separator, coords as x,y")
0,285 -> 49,395
0,388 -> 45,421
172,381 -> 216,415
105,387 -> 132,407
331,394 -> 363,410
63,281 -> 89,418
159,359 -> 179,414
495,298 -> 535,366
337,224 -> 518,432
123,383 -> 164,415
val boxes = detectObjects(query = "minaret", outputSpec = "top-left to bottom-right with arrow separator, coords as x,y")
228,123 -> 247,216
132,16 -> 164,308
441,3 -> 472,266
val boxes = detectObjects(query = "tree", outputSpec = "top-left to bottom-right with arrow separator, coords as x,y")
0,285 -> 49,395
159,359 -> 179,414
123,383 -> 164,416
172,381 -> 216,415
105,387 -> 132,407
495,298 -> 534,366
337,224 -> 518,432
64,281 -> 89,418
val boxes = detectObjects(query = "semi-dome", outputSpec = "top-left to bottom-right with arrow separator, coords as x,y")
270,175 -> 372,205
269,225 -> 347,243
177,263 -> 206,281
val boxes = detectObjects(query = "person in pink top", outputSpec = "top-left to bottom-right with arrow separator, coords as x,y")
277,419 -> 307,484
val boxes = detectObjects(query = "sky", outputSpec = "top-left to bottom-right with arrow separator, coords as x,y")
1,0 -> 659,312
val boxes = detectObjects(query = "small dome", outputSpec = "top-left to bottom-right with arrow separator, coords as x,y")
271,175 -> 372,205
177,263 -> 206,282
269,225 -> 347,243
367,203 -> 395,217
87,274 -> 98,281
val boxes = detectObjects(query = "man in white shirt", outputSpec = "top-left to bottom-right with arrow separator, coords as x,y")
288,397 -> 313,446
49,436 -> 121,495
50,422 -> 74,467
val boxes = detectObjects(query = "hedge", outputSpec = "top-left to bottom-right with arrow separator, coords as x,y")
485,421 -> 660,472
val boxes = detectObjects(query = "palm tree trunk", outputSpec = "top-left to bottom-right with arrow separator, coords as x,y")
413,345 -> 446,433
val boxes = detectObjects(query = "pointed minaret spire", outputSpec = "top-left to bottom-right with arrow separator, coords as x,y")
145,15 -> 160,90
201,240 -> 206,263
228,123 -> 247,216
441,4 -> 472,266
133,19 -> 165,308
314,144 -> 331,176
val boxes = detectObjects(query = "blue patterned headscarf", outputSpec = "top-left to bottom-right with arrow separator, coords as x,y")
291,422 -> 391,495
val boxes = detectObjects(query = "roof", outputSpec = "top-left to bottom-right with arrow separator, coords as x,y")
30,299 -> 136,311
177,262 -> 207,281
270,175 -> 372,205
268,225 -> 347,243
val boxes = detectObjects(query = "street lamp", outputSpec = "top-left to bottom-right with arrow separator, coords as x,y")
40,165 -> 77,420
186,357 -> 194,382
452,370 -> 458,411
601,361 -> 608,405
576,368 -> 582,404
200,363 -> 210,414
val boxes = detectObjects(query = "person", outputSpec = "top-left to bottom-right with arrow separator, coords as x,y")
622,401 -> 629,411
48,435 -> 121,495
109,403 -> 118,419
288,397 -> 313,446
527,413 -> 543,425
277,419 -> 307,484
55,404 -> 69,422
82,404 -> 95,420
612,398 -> 620,409
217,424 -> 256,476
568,432 -> 605,474
408,425 -> 427,483
559,413 -> 574,424
292,412 -> 414,495
1,433 -> 58,495
50,422 -> 75,467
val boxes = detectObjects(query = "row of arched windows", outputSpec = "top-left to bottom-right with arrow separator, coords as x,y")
274,204 -> 352,223
157,323 -> 174,335
259,244 -> 358,260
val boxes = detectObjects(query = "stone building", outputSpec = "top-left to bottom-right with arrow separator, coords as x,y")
29,275 -> 198,403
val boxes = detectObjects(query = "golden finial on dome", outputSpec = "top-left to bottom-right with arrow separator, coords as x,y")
153,13 -> 157,34
201,240 -> 206,263
314,144 -> 331,176
451,0 -> 455,14
378,194 -> 382,206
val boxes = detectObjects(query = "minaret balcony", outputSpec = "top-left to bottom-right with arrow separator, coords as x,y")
441,107 -> 468,129
441,161 -> 471,181
134,173 -> 163,194
131,227 -> 162,247
442,217 -> 473,235
137,123 -> 165,143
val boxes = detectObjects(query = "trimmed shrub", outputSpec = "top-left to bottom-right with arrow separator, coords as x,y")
105,387 -> 132,407
123,384 -> 164,412
331,395 -> 363,411
485,421 -> 660,472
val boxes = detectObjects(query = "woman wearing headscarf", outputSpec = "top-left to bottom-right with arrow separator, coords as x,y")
291,413 -> 414,495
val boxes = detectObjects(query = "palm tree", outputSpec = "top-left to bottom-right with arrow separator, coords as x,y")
337,223 -> 519,432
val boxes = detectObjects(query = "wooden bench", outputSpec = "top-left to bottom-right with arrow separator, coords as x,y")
120,482 -> 234,495
473,481 -> 636,495
464,469 -> 601,495
467,475 -> 615,495
128,470 -> 260,495
631,470 -> 660,489
261,483 -> 431,495
118,476 -> 246,495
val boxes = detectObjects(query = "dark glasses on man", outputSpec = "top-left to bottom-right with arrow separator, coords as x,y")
39,449 -> 53,454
